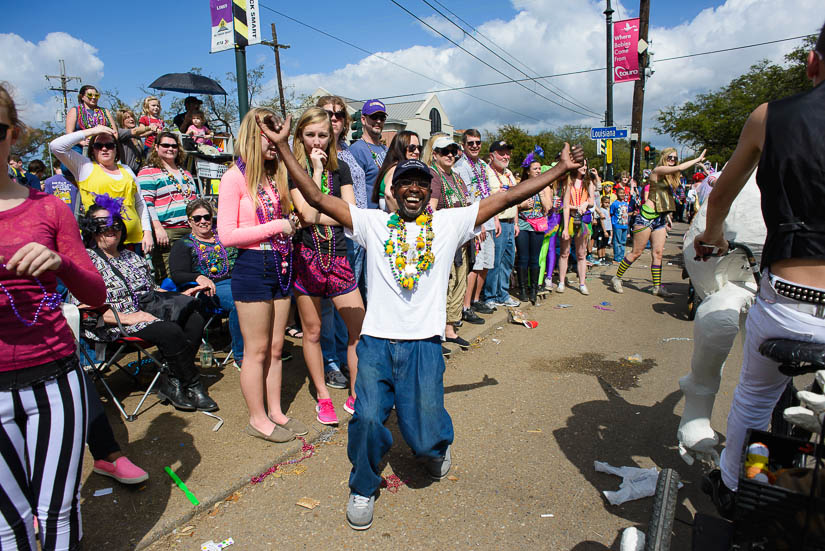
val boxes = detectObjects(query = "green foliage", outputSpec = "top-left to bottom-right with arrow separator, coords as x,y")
12,122 -> 62,164
656,37 -> 815,163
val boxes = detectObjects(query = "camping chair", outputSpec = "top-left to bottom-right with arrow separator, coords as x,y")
75,304 -> 168,422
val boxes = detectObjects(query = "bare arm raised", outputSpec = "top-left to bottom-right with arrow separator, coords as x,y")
260,114 -> 354,230
476,143 -> 584,227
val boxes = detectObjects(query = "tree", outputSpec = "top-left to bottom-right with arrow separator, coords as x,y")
656,37 -> 815,163
12,122 -> 62,166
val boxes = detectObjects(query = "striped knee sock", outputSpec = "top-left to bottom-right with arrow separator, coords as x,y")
616,257 -> 633,278
651,264 -> 662,286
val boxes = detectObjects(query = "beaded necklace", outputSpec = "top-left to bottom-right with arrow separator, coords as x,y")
361,139 -> 385,170
162,167 -> 195,202
0,265 -> 62,327
466,157 -> 491,199
571,180 -> 586,207
305,159 -> 335,273
432,163 -> 468,208
77,103 -> 108,129
384,212 -> 435,291
236,158 -> 294,293
190,232 -> 229,279
490,166 -> 513,192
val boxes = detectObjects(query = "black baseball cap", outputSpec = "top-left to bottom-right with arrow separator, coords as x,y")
393,159 -> 431,184
489,140 -> 514,153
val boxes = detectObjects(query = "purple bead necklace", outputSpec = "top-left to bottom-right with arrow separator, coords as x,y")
0,264 -> 62,327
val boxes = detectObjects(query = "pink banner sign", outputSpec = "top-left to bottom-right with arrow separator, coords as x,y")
613,18 -> 640,83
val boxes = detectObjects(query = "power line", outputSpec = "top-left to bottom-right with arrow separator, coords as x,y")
258,3 -> 540,121
429,0 -> 599,116
421,0 -> 601,117
390,0 -> 598,119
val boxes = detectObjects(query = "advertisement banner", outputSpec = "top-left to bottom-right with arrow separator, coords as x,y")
613,18 -> 640,83
246,0 -> 262,46
210,0 -> 234,53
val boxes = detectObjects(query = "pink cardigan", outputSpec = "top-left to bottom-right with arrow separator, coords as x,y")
217,165 -> 291,249
1,190 -> 107,371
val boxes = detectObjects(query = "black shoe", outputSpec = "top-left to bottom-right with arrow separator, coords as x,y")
453,320 -> 463,328
442,345 -> 452,358
462,308 -> 485,325
471,301 -> 495,314
187,381 -> 219,412
445,336 -> 470,350
157,375 -> 197,411
702,469 -> 736,520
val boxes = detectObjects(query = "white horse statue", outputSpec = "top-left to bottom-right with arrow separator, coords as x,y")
677,170 -> 766,465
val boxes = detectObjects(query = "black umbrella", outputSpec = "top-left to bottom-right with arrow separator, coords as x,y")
148,73 -> 227,95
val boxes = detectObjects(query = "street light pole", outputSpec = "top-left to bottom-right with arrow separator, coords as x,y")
235,46 -> 249,122
604,0 -> 615,182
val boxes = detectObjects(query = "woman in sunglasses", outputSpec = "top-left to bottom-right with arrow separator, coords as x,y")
60,85 -> 116,181
137,132 -> 198,281
611,148 -> 706,296
372,130 -> 422,212
169,199 -> 243,368
50,124 -> 153,253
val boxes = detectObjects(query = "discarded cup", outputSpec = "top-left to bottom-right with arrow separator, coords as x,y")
627,354 -> 643,363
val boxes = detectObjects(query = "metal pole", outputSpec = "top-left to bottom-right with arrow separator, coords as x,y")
235,46 -> 250,121
271,23 -> 287,118
604,0 -> 615,182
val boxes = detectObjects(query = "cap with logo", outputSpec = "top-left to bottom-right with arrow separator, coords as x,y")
362,99 -> 387,116
393,159 -> 432,183
489,140 -> 514,153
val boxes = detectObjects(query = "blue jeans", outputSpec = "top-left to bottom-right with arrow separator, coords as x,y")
320,298 -> 348,372
612,226 -> 628,261
347,238 -> 367,300
214,278 -> 243,364
481,220 -> 515,303
347,335 -> 453,497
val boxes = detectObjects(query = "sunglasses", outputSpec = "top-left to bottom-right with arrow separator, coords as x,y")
91,218 -> 121,234
667,156 -> 678,161
406,144 -> 422,154
365,113 -> 386,122
465,140 -> 481,147
0,123 -> 8,141
92,141 -> 116,151
86,93 -> 100,99
324,109 -> 346,120
190,214 -> 213,223
158,142 -> 179,149
436,146 -> 459,157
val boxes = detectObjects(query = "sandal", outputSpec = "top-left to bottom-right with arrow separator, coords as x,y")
285,325 -> 303,339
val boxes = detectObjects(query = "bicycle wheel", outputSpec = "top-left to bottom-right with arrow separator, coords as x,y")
645,468 -> 681,551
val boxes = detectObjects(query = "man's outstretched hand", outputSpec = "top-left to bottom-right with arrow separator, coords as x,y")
559,143 -> 585,172
256,113 -> 292,145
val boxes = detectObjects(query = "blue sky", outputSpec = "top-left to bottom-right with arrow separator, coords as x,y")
3,0 -> 818,144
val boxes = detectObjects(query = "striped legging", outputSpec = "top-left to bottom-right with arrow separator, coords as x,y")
0,363 -> 87,550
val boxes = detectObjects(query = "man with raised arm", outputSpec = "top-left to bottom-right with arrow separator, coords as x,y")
695,22 -> 825,519
260,113 -> 584,531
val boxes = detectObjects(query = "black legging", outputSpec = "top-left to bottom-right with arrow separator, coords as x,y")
132,312 -> 205,380
515,229 -> 544,269
85,370 -> 120,461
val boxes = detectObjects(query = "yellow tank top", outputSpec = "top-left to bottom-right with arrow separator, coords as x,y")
78,164 -> 143,243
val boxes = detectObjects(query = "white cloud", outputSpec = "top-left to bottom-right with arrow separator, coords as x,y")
277,0 -> 820,149
0,32 -> 105,126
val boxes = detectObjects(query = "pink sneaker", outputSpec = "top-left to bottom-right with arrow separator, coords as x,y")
93,457 -> 149,485
316,398 -> 338,425
343,395 -> 355,415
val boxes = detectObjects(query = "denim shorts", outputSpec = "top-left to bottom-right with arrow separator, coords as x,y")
231,248 -> 293,302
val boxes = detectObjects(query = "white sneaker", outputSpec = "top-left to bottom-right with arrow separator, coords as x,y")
544,278 -> 555,291
579,284 -> 589,295
611,276 -> 623,294
652,285 -> 673,298
502,296 -> 520,307
556,281 -> 565,293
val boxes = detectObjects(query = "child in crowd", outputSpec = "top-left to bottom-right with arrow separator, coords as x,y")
185,110 -> 214,146
610,187 -> 630,263
139,96 -> 164,150
597,195 -> 612,263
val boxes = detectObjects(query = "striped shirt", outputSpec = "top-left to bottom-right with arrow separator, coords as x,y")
137,166 -> 198,228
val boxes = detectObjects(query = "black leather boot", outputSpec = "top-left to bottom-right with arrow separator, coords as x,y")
157,374 -> 197,411
187,381 -> 218,412
515,266 -> 528,302
528,267 -> 540,305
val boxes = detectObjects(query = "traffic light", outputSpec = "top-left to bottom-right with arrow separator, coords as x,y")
351,109 -> 363,141
644,145 -> 650,165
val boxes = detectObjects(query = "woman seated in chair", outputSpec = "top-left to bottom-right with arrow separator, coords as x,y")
78,194 -> 218,412
169,198 -> 243,368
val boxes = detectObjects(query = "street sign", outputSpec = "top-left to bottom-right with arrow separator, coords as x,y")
590,127 -> 628,140
605,139 -> 613,164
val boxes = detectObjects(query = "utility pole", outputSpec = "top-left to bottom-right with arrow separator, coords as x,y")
45,60 -> 80,122
630,0 -> 651,180
261,23 -> 291,118
604,0 -> 615,182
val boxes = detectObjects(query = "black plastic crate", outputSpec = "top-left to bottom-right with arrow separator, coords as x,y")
734,429 -> 825,550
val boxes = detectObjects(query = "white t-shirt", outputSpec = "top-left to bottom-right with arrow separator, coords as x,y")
346,203 -> 480,340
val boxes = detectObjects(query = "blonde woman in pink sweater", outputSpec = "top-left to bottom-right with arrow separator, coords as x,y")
217,108 -> 305,443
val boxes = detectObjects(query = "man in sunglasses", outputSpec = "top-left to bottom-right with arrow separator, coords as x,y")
454,130 -> 500,322
349,99 -> 388,209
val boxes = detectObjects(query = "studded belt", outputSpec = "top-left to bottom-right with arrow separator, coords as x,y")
773,279 -> 825,305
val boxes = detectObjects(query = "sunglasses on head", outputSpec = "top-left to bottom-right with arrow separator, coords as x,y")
92,141 -> 116,151
158,142 -> 179,149
324,109 -> 346,120
465,140 -> 481,147
406,144 -> 422,154
190,214 -> 213,223
0,123 -> 9,141
365,113 -> 386,122
436,146 -> 459,157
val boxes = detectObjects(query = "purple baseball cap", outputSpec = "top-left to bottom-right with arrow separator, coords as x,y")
362,99 -> 387,116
